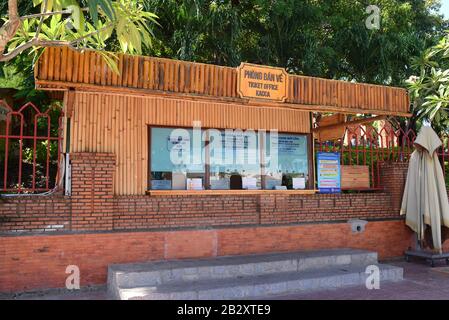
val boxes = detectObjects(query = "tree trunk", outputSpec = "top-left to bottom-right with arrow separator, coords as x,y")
0,0 -> 20,56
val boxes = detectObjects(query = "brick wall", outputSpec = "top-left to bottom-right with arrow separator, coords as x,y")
0,152 -> 418,293
379,162 -> 409,210
0,192 -> 398,233
70,153 -> 115,231
259,193 -> 394,225
0,153 -> 409,233
0,196 -> 70,232
113,195 -> 259,229
112,193 -> 396,230
0,219 -> 414,293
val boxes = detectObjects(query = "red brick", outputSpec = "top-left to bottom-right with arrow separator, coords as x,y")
0,220 -> 423,293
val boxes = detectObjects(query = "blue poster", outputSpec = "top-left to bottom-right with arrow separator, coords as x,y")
317,152 -> 341,193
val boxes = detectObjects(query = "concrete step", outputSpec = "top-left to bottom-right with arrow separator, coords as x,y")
117,264 -> 403,300
108,248 -> 377,290
107,248 -> 382,299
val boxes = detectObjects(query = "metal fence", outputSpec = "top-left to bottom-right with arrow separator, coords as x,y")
315,121 -> 449,190
0,100 -> 64,193
1,103 -> 448,194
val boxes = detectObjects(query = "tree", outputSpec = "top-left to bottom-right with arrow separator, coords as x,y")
0,0 -> 158,67
144,0 -> 446,86
408,32 -> 449,134
0,0 -> 159,104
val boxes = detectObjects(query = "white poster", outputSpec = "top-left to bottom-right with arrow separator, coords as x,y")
242,177 -> 258,190
187,178 -> 203,190
292,177 -> 306,190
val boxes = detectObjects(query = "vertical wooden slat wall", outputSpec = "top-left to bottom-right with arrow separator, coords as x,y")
37,47 -> 409,115
70,91 -> 310,195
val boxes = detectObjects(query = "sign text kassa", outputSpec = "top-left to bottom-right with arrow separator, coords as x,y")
237,63 -> 288,102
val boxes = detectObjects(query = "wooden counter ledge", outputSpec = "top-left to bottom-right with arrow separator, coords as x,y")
146,189 -> 318,196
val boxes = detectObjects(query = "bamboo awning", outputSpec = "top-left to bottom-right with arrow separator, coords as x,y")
34,47 -> 410,116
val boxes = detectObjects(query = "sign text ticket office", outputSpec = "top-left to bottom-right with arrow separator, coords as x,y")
237,63 -> 288,102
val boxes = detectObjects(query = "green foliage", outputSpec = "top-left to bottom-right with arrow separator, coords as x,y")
0,52 -> 49,105
1,0 -> 158,73
408,31 -> 449,134
31,0 -> 115,25
144,0 -> 446,85
0,0 -> 159,103
112,0 -> 159,54
1,0 -> 446,87
22,140 -> 58,165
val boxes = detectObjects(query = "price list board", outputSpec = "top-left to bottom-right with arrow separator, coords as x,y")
317,152 -> 341,193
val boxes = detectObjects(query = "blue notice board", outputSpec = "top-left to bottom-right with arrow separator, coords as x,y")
317,152 -> 341,193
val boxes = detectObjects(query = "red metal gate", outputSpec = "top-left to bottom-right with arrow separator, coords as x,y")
0,100 -> 64,193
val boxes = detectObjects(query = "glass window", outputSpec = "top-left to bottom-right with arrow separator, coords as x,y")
149,126 -> 309,191
208,129 -> 261,190
264,133 -> 309,189
150,127 -> 205,190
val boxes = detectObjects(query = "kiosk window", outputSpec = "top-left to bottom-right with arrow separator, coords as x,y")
150,127 -> 205,190
208,129 -> 261,190
149,127 -> 309,191
264,133 -> 309,190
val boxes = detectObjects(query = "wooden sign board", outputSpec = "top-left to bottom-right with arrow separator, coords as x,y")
341,165 -> 370,189
317,126 -> 346,142
317,114 -> 346,127
315,114 -> 346,142
237,63 -> 288,102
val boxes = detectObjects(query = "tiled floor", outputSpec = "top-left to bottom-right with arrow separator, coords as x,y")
3,259 -> 449,300
271,259 -> 449,300
1,285 -> 109,300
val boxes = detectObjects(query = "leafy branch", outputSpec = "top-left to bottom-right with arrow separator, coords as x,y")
408,32 -> 449,133
0,0 -> 159,72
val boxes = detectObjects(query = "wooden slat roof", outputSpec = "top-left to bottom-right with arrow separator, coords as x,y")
34,47 -> 410,116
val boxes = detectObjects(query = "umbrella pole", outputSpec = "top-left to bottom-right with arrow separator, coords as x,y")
415,233 -> 422,251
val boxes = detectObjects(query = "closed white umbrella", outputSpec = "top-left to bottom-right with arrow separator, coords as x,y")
400,126 -> 449,254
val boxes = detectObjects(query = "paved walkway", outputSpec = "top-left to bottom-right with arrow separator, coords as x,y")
271,259 -> 449,300
3,259 -> 449,300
